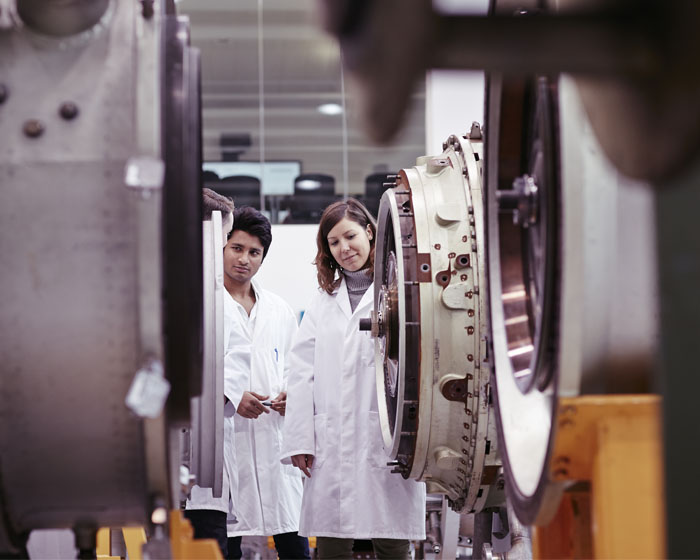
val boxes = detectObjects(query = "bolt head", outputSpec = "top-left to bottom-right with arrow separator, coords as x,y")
23,119 -> 45,138
59,102 -> 79,120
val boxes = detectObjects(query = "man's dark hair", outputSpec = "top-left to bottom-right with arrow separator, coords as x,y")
202,188 -> 234,220
230,206 -> 272,260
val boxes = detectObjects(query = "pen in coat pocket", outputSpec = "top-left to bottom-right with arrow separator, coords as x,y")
274,348 -> 278,362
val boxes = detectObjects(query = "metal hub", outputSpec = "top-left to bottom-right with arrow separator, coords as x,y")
493,76 -> 559,395
486,72 -> 563,524
374,185 -> 420,474
370,129 -> 503,512
487,71 -> 658,525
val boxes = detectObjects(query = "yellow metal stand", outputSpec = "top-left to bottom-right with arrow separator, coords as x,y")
96,528 -> 120,560
170,509 -> 224,560
96,527 -> 146,559
97,512 -> 222,560
532,395 -> 666,559
267,535 -> 317,551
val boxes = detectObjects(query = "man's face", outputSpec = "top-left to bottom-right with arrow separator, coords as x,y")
223,229 -> 264,286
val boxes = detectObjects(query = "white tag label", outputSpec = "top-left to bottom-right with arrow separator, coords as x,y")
125,360 -> 170,418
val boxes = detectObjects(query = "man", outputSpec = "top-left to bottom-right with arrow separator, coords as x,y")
184,188 -> 236,558
222,206 -> 309,560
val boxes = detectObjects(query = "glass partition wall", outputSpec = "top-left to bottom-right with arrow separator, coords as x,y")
180,0 -> 426,224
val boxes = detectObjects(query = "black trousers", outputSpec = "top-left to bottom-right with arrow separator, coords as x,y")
228,532 -> 310,560
184,509 -> 228,558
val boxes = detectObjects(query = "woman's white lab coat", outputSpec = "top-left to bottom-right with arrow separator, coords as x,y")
225,281 -> 304,536
281,279 -> 426,539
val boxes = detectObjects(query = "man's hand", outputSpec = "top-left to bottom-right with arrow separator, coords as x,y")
291,454 -> 314,477
270,391 -> 287,416
237,391 -> 270,419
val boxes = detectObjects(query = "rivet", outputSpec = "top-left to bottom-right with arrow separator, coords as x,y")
461,274 -> 467,281
23,119 -> 45,138
467,354 -> 474,362
434,243 -> 441,250
59,101 -> 79,120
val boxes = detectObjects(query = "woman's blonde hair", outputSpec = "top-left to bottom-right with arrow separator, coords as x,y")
314,198 -> 377,294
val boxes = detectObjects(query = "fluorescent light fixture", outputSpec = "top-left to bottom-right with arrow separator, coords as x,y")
317,103 -> 343,115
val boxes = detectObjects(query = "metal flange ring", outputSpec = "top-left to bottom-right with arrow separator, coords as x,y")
373,128 -> 503,512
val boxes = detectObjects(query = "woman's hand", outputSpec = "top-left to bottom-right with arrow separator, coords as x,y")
291,454 -> 314,477
270,391 -> 287,416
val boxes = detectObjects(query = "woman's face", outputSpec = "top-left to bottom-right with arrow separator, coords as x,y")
327,217 -> 373,272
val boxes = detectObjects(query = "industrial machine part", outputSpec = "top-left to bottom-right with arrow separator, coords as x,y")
363,124 -> 504,514
486,72 -> 657,524
186,212 -> 226,497
425,510 -> 442,555
317,0 -> 700,182
322,0 -> 694,553
0,0 -> 202,554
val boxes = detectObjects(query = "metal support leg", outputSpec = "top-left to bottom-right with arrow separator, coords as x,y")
472,510 -> 493,560
655,157 -> 700,559
437,497 -> 460,560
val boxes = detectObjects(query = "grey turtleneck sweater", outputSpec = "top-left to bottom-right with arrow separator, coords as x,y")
342,268 -> 372,312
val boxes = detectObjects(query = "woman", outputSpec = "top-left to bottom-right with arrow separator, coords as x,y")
280,198 -> 426,560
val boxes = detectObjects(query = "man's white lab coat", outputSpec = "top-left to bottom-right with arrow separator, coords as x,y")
226,279 -> 303,536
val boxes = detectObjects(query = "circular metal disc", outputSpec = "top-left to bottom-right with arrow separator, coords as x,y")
486,72 -> 564,524
375,191 -> 409,458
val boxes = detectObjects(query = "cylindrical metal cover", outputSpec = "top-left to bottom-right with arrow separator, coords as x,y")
373,127 -> 503,513
0,0 -> 199,552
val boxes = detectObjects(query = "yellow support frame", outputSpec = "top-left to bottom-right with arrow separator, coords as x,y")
97,527 -> 146,559
533,395 -> 666,559
97,512 -> 222,560
170,510 -> 223,560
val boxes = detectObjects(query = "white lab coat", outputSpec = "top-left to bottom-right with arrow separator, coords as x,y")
186,293 -> 239,514
281,279 -> 427,539
226,279 -> 304,537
